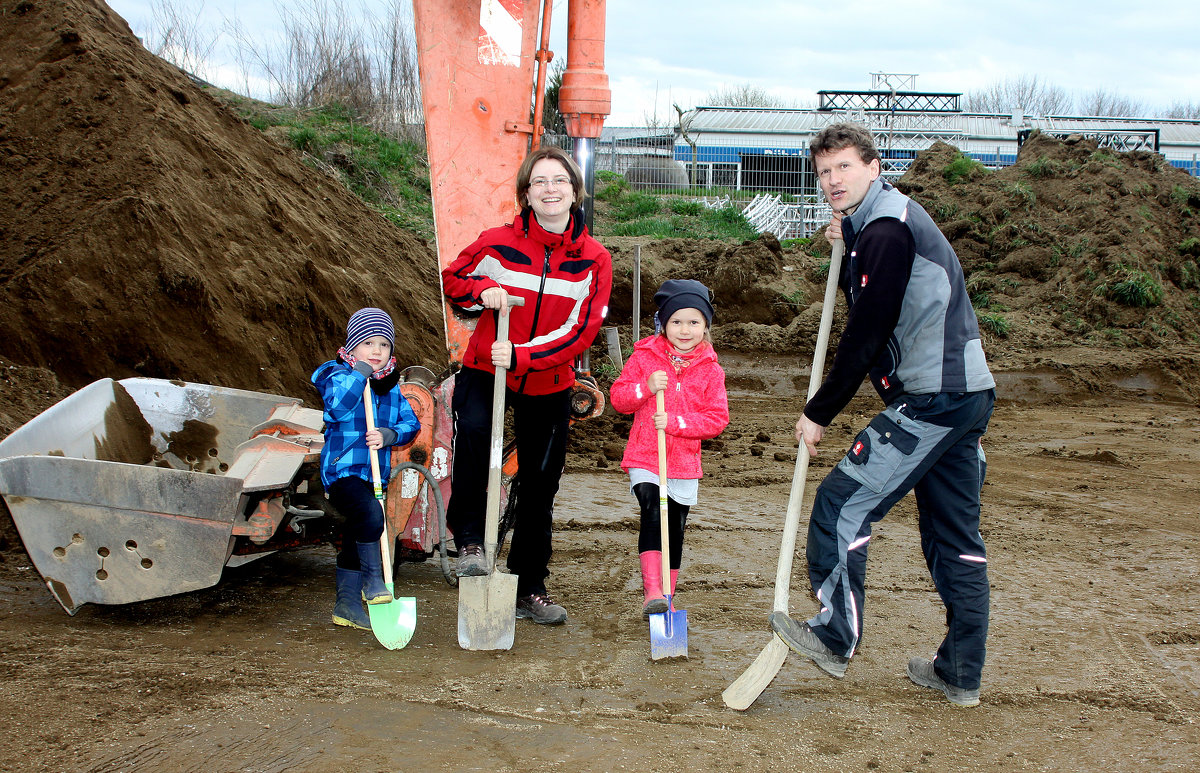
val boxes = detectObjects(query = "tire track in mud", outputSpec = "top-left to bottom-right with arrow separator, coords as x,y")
82,716 -> 333,773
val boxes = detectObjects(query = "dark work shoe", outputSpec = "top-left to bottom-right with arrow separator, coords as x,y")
516,593 -> 568,625
769,612 -> 849,679
456,544 -> 488,577
907,657 -> 980,707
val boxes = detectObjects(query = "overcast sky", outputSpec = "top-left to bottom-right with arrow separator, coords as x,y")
108,0 -> 1200,125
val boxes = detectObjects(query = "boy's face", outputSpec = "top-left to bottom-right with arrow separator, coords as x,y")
351,335 -> 392,372
813,146 -> 881,215
664,307 -> 707,353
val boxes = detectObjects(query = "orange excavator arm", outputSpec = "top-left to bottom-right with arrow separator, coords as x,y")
412,0 -> 542,363
412,0 -> 610,362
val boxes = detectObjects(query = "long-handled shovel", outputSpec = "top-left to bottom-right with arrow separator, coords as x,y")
722,239 -> 845,709
363,383 -> 417,649
649,389 -> 688,659
458,296 -> 524,650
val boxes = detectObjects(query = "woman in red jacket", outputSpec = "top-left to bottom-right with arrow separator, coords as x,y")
609,280 -> 729,616
441,146 -> 612,625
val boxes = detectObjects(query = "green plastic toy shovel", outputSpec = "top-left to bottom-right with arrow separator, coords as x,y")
364,382 -> 416,649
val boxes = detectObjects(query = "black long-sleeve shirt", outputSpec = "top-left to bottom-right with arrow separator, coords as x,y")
803,219 -> 915,427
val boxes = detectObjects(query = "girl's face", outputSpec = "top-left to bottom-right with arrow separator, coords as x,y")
351,335 -> 393,372
664,307 -> 707,353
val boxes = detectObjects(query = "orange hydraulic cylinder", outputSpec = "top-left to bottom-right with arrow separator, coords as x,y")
558,0 -> 611,139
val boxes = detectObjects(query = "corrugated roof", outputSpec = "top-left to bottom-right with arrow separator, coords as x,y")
678,107 -> 1200,148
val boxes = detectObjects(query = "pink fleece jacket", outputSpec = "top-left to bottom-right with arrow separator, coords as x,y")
609,334 -> 729,479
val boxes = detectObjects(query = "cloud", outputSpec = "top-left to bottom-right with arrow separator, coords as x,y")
109,0 -> 1200,122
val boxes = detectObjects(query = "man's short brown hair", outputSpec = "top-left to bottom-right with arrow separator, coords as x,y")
809,123 -> 880,166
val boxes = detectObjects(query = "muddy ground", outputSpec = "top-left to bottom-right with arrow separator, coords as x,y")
2,350 -> 1199,773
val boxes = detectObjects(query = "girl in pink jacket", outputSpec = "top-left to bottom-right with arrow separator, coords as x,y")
609,280 -> 730,616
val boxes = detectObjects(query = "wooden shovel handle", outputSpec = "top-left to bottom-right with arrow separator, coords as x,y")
771,239 -> 844,611
656,390 -> 671,597
484,295 -> 525,569
363,382 -> 392,587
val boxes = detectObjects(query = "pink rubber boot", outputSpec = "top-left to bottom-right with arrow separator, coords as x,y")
640,551 -> 668,617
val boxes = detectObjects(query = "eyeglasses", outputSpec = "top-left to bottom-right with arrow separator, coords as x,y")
529,176 -> 571,189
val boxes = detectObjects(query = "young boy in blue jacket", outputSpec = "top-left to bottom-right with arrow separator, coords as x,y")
312,308 -> 420,630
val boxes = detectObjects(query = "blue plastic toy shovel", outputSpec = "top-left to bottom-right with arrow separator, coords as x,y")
364,383 -> 417,649
649,390 -> 688,659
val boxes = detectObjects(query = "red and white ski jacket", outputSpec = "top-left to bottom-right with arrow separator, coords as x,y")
442,208 -> 612,395
609,335 -> 729,479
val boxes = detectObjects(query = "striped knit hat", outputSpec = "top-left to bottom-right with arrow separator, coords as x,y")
345,307 -> 394,351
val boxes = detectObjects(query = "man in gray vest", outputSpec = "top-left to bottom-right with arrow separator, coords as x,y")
769,123 -> 996,707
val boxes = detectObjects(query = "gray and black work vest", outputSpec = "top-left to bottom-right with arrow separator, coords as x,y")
843,178 -> 995,400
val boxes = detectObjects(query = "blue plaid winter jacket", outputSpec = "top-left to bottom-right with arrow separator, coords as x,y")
311,360 -> 420,489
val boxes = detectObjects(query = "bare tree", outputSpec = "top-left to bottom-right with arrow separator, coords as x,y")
143,0 -> 219,81
1166,101 -> 1200,120
367,0 -> 422,134
965,74 -> 1071,116
641,83 -> 673,133
675,103 -> 698,185
704,83 -> 791,108
226,0 -> 421,134
1077,88 -> 1145,117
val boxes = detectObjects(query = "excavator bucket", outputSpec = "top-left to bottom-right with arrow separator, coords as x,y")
0,378 -> 324,614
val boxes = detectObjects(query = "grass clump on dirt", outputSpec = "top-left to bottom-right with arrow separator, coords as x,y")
942,152 -> 988,185
977,312 -> 1012,338
223,97 -> 434,241
1098,265 -> 1165,307
593,173 -> 758,240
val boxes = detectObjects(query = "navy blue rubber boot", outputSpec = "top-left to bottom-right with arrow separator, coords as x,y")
356,541 -> 393,605
332,568 -> 370,630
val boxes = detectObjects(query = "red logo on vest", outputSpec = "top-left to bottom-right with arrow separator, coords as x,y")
852,441 -> 864,456
861,274 -> 869,288
880,376 -> 890,389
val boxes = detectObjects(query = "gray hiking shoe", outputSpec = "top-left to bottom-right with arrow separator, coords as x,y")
768,612 -> 849,679
516,593 -> 568,625
456,544 -> 488,577
906,657 -> 980,707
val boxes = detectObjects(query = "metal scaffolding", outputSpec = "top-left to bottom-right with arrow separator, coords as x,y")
817,90 -> 962,113
1018,128 -> 1160,153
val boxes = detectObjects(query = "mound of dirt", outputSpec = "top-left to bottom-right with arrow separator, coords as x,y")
897,133 -> 1200,352
0,0 -> 445,409
599,233 -> 829,355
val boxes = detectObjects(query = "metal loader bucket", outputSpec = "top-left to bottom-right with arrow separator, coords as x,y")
0,378 -> 321,614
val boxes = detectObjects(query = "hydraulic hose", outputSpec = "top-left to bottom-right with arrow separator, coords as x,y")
389,461 -> 455,586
